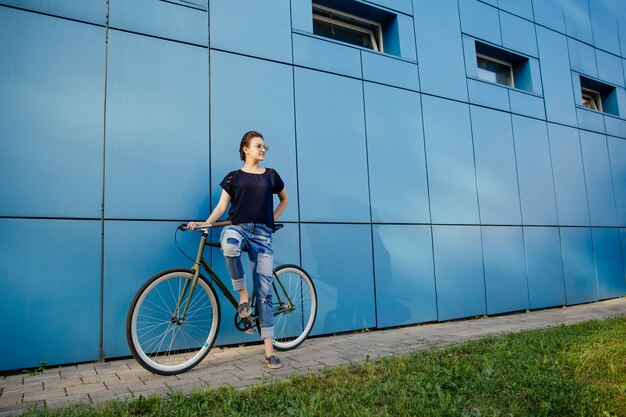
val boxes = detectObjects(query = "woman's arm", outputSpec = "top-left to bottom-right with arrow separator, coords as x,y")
273,188 -> 289,221
187,189 -> 231,228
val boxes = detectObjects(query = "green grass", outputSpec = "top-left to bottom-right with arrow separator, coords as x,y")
24,316 -> 626,417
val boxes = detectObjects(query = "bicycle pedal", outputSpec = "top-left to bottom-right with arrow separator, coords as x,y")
245,328 -> 257,335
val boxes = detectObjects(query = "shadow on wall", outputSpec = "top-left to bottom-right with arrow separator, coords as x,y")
302,196 -> 411,333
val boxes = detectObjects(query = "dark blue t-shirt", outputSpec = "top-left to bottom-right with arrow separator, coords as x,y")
220,169 -> 284,228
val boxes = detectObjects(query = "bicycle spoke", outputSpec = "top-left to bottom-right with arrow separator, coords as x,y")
271,266 -> 317,351
129,270 -> 220,374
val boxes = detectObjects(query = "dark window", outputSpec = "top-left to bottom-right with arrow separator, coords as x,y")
579,76 -> 618,116
477,54 -> 513,87
474,41 -> 532,92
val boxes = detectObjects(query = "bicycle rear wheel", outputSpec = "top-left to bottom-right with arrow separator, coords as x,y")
272,265 -> 317,351
126,269 -> 220,375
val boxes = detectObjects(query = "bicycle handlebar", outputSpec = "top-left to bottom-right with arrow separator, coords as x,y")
178,220 -> 232,232
178,221 -> 284,233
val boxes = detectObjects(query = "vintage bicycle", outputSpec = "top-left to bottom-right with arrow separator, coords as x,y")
126,221 -> 317,375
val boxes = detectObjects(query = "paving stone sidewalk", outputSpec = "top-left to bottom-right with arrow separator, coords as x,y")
1,297 -> 625,416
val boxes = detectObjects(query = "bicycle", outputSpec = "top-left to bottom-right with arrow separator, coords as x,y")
126,221 -> 317,375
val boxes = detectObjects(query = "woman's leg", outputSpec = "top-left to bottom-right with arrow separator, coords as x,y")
220,226 -> 249,305
251,249 -> 274,344
247,227 -> 276,358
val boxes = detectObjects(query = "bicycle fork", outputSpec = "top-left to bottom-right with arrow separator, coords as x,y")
171,231 -> 208,324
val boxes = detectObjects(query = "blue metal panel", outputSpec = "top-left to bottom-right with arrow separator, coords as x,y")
512,116 -> 559,225
210,0 -> 292,63
272,223 -> 302,267
181,0 -> 207,9
102,220 -> 203,357
605,115 -> 626,139
498,0 -> 533,20
470,106 -> 522,225
529,59 -> 544,96
0,0 -> 105,25
295,68 -> 370,223
209,51 -> 298,222
596,50 -> 625,88
592,228 -> 626,299
300,224 -> 376,334
373,225 -> 437,327
576,108 -> 606,133
463,36 -> 478,78
368,0 -> 413,14
413,0 -> 468,101
509,90 -> 546,120
567,38 -> 597,78
500,11 -> 538,57
396,14 -> 417,61
588,0 -> 621,56
290,0 -> 313,32
532,0 -> 566,33
536,27 -> 578,125
0,219 -> 100,371
560,227 -> 598,305
293,34 -> 362,79
361,52 -> 419,91
104,30 -> 209,220
109,0 -> 208,46
458,0 -> 501,45
615,83 -> 626,119
548,124 -> 591,226
0,8 -> 104,219
422,96 -> 480,224
482,226 -> 529,315
432,226 -> 486,320
562,0 -> 594,44
608,137 -> 626,226
579,131 -> 618,226
467,79 -> 510,112
618,3 -> 626,57
364,83 -> 429,223
571,73 -> 583,105
523,226 -> 566,309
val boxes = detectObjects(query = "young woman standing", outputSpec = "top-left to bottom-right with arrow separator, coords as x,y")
188,131 -> 288,369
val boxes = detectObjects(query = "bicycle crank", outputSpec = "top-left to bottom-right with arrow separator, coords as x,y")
234,313 -> 257,333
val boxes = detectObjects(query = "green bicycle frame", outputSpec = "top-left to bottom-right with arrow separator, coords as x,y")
172,229 -> 296,322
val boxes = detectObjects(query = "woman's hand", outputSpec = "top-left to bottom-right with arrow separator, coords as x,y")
186,221 -> 208,230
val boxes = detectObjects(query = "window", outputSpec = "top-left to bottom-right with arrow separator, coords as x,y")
312,3 -> 383,52
473,41 -> 533,92
581,88 -> 602,112
477,54 -> 513,87
579,76 -> 618,116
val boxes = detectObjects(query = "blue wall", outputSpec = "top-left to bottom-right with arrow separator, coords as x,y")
1,0 -> 626,371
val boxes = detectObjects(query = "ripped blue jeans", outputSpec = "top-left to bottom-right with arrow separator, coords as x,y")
220,223 -> 274,340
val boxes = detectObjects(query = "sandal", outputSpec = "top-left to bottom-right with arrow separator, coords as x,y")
237,301 -> 251,318
265,355 -> 282,369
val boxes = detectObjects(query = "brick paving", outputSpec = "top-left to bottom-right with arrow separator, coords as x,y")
1,297 -> 625,416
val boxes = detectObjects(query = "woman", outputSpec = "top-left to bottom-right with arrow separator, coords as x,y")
188,131 -> 288,369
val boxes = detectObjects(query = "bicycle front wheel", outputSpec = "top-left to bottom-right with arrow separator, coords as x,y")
126,269 -> 220,375
272,264 -> 317,351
